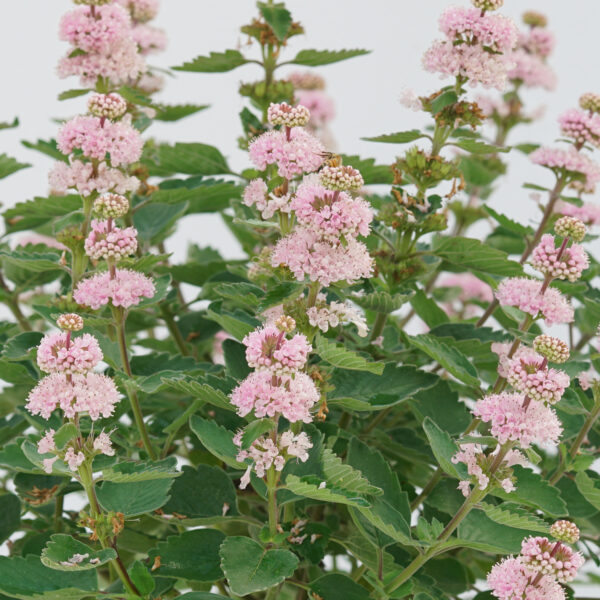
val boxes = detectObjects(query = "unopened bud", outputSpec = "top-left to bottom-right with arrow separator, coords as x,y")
88,93 -> 128,120
267,102 -> 311,128
550,520 -> 580,544
93,194 -> 129,219
533,335 -> 570,364
275,315 -> 296,333
555,216 -> 586,242
320,165 -> 364,192
57,313 -> 84,331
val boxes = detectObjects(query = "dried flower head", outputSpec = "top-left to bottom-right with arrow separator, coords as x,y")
555,216 -> 586,242
57,313 -> 84,331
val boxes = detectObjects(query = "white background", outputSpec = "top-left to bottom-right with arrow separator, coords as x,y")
2,0 -> 600,595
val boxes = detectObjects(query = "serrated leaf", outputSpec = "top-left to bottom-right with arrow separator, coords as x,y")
173,50 -> 248,72
454,138 -> 509,154
484,206 -> 533,236
422,417 -> 467,479
309,573 -> 371,600
96,478 -> 174,517
153,179 -> 242,213
288,48 -> 370,66
220,536 -> 298,596
127,561 -> 155,596
2,331 -> 43,360
430,90 -> 458,113
58,89 -> 89,101
164,379 -> 234,412
148,529 -> 225,581
0,249 -> 64,274
145,142 -> 230,177
284,475 -> 371,507
154,103 -> 209,122
22,138 -> 66,162
322,448 -> 382,496
101,457 -> 179,483
41,534 -> 116,571
352,290 -> 413,313
258,2 -> 292,41
479,502 -> 550,533
0,153 -> 30,179
3,194 -> 81,233
315,335 -> 384,374
574,471 -> 600,510
409,334 -> 480,387
257,281 -> 305,311
189,415 -> 242,468
362,130 -> 426,144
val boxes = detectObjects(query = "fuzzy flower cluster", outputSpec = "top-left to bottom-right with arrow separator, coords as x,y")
242,178 -> 291,220
74,269 -> 155,310
533,335 -> 570,364
308,293 -> 368,338
58,3 -> 145,86
530,146 -> 600,193
520,536 -> 584,583
439,273 -> 493,317
84,219 -> 138,261
531,234 -> 589,282
580,92 -> 600,114
556,199 -> 600,226
506,354 -> 569,405
57,115 -> 143,167
37,332 -> 102,375
559,108 -> 600,148
423,5 -> 517,89
234,430 -> 312,490
496,278 -> 574,325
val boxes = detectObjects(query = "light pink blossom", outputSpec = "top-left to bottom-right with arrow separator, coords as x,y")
84,219 -> 138,261
37,430 -> 56,455
531,234 -> 588,281
521,536 -> 584,583
530,147 -> 600,192
64,447 -> 85,471
37,332 -> 102,375
93,431 -> 115,456
294,90 -> 335,125
506,353 -> 569,404
555,200 -> 600,226
243,326 -> 311,373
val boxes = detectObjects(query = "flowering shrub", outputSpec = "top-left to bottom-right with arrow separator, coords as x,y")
2,1 -> 600,599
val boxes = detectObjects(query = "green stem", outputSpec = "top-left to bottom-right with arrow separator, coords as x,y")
306,282 -> 320,308
115,313 -> 157,460
267,467 -> 279,538
410,469 -> 442,511
54,494 -> 64,532
370,312 -> 387,342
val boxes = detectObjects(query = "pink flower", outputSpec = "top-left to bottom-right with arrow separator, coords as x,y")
37,430 -> 56,455
520,537 -> 584,583
507,50 -> 556,90
74,269 -> 155,310
271,229 -> 373,287
555,200 -> 600,226
439,273 -> 494,302
559,108 -> 600,147
294,90 -> 335,126
58,38 -> 146,86
26,372 -> 121,420
267,102 -> 311,128
248,128 -> 324,179
230,371 -> 319,423
59,5 -> 131,54
64,447 -> 85,471
506,354 -> 569,404
88,93 -> 128,120
234,432 -> 285,484
243,326 -> 311,373
57,115 -> 143,167
291,176 -> 372,239
531,234 -> 588,282
279,431 -> 312,461
242,178 -> 291,219
93,431 -> 115,456
492,343 -> 539,378
131,24 -> 167,54
307,293 -> 368,337
496,277 -> 574,325
530,147 -> 600,192
519,27 -> 555,57
473,392 -> 562,448
487,557 -> 566,600
37,332 -> 102,375
49,159 -> 140,197
43,457 -> 59,474
452,443 -> 489,493
84,220 -> 138,261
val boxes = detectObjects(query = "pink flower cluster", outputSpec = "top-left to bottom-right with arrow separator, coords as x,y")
58,3 -> 145,86
556,199 -> 600,226
473,392 -> 562,448
508,22 -> 556,90
559,108 -> 600,148
84,219 -> 138,261
520,536 -> 584,583
423,5 -> 518,89
530,147 -> 600,193
242,179 -> 291,219
496,277 -> 574,325
294,90 -> 335,127
439,273 -> 493,317
74,269 -> 155,310
37,332 -> 102,374
506,354 -> 569,404
307,293 -> 368,338
531,234 -> 588,282
243,325 -> 312,373
131,23 -> 167,55
57,115 -> 143,167
291,176 -> 372,240
249,127 -> 325,179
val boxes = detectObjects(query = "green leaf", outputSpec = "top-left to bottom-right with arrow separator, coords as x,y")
352,290 -> 413,313
340,154 -> 393,185
0,153 -> 30,179
454,138 -> 509,154
100,457 -> 180,483
0,249 -> 63,274
284,474 -> 371,507
3,194 -> 81,233
189,415 -> 241,468
322,449 -> 382,496
492,466 -> 567,517
430,90 -> 458,113
479,502 -> 550,534
0,493 -> 20,544
22,138 -> 66,162
135,273 -> 171,308
310,574 -> 370,600
315,335 -> 384,374
410,290 -> 449,329
41,534 -> 116,571
0,555 -> 97,599
127,561 -> 155,596
162,465 -> 239,519
148,529 -> 225,581
2,331 -> 44,359
241,419 -> 276,449
154,103 -> 209,121
206,302 -> 260,340
574,471 -> 600,510
328,364 -> 438,411
422,417 -> 467,479
433,236 -> 523,277
96,478 -> 174,517
133,201 -> 188,241
172,50 -> 248,72
258,2 -> 292,41
177,594 -> 228,600
146,142 -> 230,176
0,117 -> 19,130
288,48 -> 370,66
22,440 -> 71,476
362,130 -> 426,144
165,379 -> 234,412
409,334 -> 480,387
257,281 -> 305,311
219,536 -> 299,595
153,179 -> 242,213
0,442 -> 38,473
58,89 -> 89,101
53,423 -> 78,450
483,206 -> 533,236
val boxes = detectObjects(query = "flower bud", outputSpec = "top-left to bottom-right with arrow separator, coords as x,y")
522,11 -> 548,28
88,93 -> 128,120
73,0 -> 112,4
320,165 -> 364,192
275,315 -> 296,333
550,520 -> 580,544
533,335 -> 570,363
555,215 -> 586,242
94,194 -> 129,219
579,92 -> 600,114
267,102 -> 311,128
472,0 -> 503,11
56,313 -> 84,331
